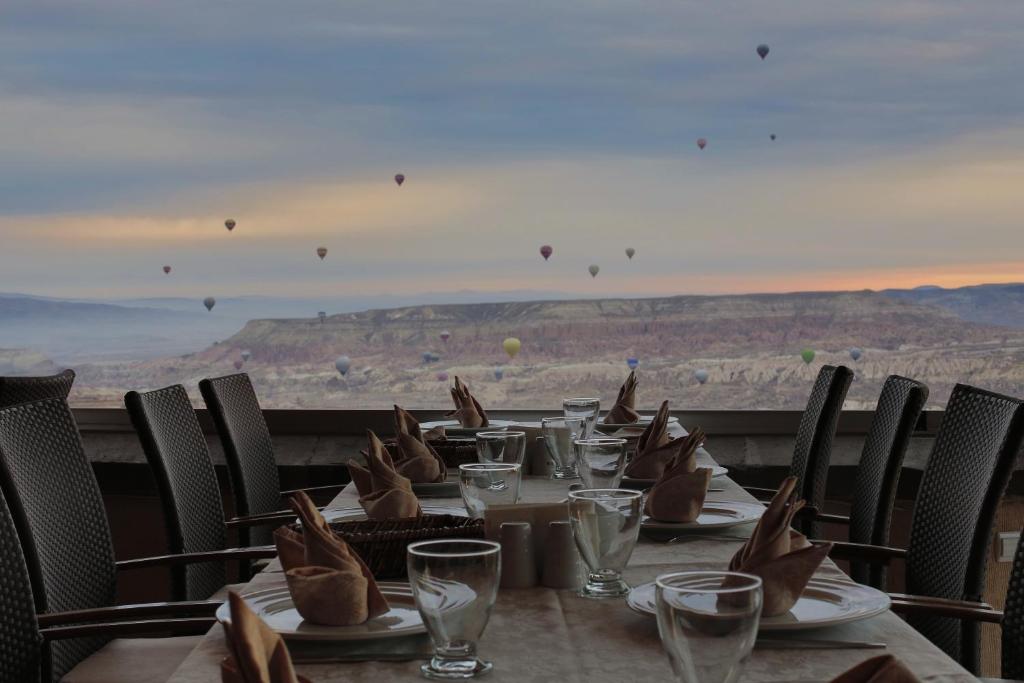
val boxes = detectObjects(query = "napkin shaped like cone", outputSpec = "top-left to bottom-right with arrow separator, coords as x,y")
604,371 -> 640,424
271,526 -> 305,573
624,401 -> 682,479
643,428 -> 710,523
446,376 -> 489,428
220,591 -> 310,683
392,405 -> 446,483
727,476 -> 832,616
829,655 -> 920,683
351,431 -> 422,520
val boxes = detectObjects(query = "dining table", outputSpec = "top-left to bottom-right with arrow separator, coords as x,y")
166,436 -> 977,682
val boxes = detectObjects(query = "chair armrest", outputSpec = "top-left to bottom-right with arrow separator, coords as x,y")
280,483 -> 348,497
889,594 -> 1002,623
827,541 -> 906,565
41,617 -> 216,640
225,512 -> 297,529
37,600 -> 221,628
116,546 -> 277,571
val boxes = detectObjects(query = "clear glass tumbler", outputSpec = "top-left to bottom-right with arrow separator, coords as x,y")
458,463 -> 522,518
655,571 -> 763,683
562,397 -> 601,438
407,539 -> 502,680
573,437 -> 628,488
567,488 -> 643,598
541,416 -> 584,479
475,430 -> 526,465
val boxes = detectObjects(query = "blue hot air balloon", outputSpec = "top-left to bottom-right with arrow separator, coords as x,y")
335,356 -> 351,376
627,357 -> 639,370
850,347 -> 863,362
494,367 -> 504,381
695,368 -> 709,385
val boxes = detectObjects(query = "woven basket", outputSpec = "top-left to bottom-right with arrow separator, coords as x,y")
327,515 -> 485,579
384,439 -> 478,469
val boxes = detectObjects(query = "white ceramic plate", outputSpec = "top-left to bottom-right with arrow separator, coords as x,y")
217,582 -> 425,641
418,419 -> 515,436
597,415 -> 680,431
641,501 -> 764,531
319,505 -> 468,524
627,577 -> 891,632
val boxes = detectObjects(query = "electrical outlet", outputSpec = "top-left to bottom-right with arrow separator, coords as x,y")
998,532 -> 1019,562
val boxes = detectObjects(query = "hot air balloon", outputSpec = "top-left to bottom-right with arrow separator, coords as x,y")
697,138 -> 707,150
757,44 -> 770,60
318,311 -> 327,324
422,351 -> 433,364
494,367 -> 504,381
849,347 -> 863,362
203,297 -> 216,311
436,371 -> 449,382
316,246 -> 328,260
540,245 -> 553,261
241,350 -> 251,362
233,360 -> 244,371
225,219 -> 236,232
770,134 -> 777,141
440,330 -> 451,343
503,337 -> 521,360
625,248 -> 635,260
627,357 -> 639,370
588,264 -> 600,278
162,265 -> 171,275
695,368 -> 709,385
801,348 -> 815,365
335,356 -> 351,376
394,174 -> 405,187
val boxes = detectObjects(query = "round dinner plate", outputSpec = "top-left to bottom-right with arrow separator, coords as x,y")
640,501 -> 764,532
319,505 -> 468,524
626,577 -> 891,632
418,419 -> 515,436
621,465 -> 728,490
217,582 -> 426,641
597,415 -> 680,431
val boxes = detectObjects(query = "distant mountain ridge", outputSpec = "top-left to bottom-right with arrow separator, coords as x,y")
882,283 -> 1024,328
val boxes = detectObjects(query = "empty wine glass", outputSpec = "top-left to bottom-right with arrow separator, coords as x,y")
459,463 -> 522,518
562,397 -> 600,438
541,416 -> 584,479
655,571 -> 763,683
573,437 -> 627,488
407,539 -> 502,679
567,488 -> 642,598
475,430 -> 526,465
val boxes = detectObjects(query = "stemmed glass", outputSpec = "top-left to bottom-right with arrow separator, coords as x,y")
541,416 -> 584,479
458,463 -> 522,518
562,397 -> 601,438
407,539 -> 502,680
573,437 -> 627,488
567,488 -> 642,598
654,571 -> 763,683
475,431 -> 526,465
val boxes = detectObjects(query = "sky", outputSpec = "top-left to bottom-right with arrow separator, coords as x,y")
1,0 -> 1023,301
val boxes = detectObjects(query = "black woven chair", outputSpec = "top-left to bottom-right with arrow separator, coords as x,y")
0,397 -> 273,681
0,369 -> 75,410
745,364 -> 853,536
829,384 -> 1024,674
199,373 -> 346,546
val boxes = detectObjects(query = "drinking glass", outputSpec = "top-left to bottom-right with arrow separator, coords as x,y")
567,488 -> 642,598
407,539 -> 502,680
458,463 -> 522,518
562,397 -> 601,438
573,438 -> 627,488
654,571 -> 763,683
541,416 -> 584,479
475,430 -> 526,465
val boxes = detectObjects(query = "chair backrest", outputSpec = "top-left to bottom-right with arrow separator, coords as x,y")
788,364 -> 853,536
0,398 -> 116,682
905,384 -> 1024,672
1001,520 -> 1024,679
199,373 -> 281,546
848,375 -> 928,587
0,370 -> 75,410
0,487 -> 42,683
125,385 -> 226,601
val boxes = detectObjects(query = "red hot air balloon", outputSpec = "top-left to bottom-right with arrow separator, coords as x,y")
540,245 -> 553,261
162,265 -> 171,274
394,174 -> 405,186
697,138 -> 707,150
440,330 -> 451,343
233,360 -> 244,370
316,246 -> 328,260
757,44 -> 770,60
225,219 -> 236,231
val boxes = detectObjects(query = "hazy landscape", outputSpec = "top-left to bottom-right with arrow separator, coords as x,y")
3,283 -> 1024,411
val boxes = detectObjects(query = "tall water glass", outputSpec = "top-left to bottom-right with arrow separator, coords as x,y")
459,463 -> 522,518
475,430 -> 526,465
407,540 -> 502,680
562,397 -> 601,438
655,571 -> 763,683
541,416 -> 584,479
567,489 -> 642,598
573,438 -> 627,488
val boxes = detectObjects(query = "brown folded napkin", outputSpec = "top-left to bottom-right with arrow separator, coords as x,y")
604,371 -> 640,424
727,476 -> 832,616
643,428 -> 710,523
392,405 -> 446,483
446,376 -> 489,427
272,491 -> 389,626
624,400 -> 679,479
347,430 -> 422,520
829,655 -> 920,683
220,591 -> 311,683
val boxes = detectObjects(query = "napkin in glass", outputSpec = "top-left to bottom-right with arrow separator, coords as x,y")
727,476 -> 832,616
829,655 -> 919,682
603,371 -> 640,424
624,400 -> 681,479
446,376 -> 489,427
642,428 -> 710,523
220,591 -> 311,683
347,430 -> 422,520
392,405 -> 446,483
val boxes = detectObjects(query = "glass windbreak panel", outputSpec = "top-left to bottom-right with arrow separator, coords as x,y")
2,4 -> 1023,410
